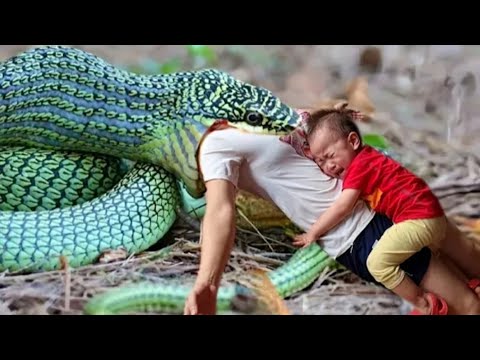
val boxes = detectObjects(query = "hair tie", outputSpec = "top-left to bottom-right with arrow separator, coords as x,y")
351,110 -> 365,121
333,101 -> 349,111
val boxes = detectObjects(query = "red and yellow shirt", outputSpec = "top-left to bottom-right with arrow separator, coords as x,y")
342,146 -> 444,223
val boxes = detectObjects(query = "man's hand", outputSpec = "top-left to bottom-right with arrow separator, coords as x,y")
292,232 -> 317,248
183,179 -> 236,316
184,282 -> 218,315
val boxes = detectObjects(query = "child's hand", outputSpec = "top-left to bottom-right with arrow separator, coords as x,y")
292,233 -> 317,248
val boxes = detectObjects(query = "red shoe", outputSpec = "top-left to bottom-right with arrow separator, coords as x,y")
467,278 -> 480,292
408,293 -> 448,315
409,308 -> 423,315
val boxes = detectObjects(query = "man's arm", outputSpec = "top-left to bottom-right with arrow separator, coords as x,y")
196,179 -> 237,287
184,179 -> 237,315
293,188 -> 361,247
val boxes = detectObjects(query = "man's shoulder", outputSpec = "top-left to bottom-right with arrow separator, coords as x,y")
203,128 -> 283,150
201,128 -> 238,151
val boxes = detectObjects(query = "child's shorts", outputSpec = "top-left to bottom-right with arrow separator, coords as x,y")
336,213 -> 432,287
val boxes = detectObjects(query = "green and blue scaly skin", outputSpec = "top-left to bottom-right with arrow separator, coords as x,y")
0,45 -> 337,314
0,160 -> 179,272
0,146 -> 128,212
0,46 -> 299,198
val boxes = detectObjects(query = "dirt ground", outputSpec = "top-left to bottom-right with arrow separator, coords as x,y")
0,45 -> 478,315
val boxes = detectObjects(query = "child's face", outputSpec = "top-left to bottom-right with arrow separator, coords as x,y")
307,128 -> 361,179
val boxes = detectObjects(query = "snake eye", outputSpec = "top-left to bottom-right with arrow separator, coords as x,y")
245,112 -> 263,125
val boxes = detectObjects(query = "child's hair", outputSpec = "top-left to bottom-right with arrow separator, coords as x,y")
304,102 -> 363,144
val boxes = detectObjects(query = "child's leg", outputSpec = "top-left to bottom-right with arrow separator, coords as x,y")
420,254 -> 480,314
432,222 -> 480,299
436,252 -> 469,282
399,242 -> 480,314
389,274 -> 431,313
336,213 -> 431,286
366,217 -> 447,311
340,213 -> 479,313
439,217 -> 480,280
439,249 -> 480,298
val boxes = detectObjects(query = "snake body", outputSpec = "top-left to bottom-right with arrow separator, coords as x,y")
0,148 -> 179,272
84,244 -> 335,314
0,45 -> 339,313
0,146 -> 128,212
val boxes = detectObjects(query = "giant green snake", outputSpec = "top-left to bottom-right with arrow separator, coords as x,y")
0,45 -> 340,314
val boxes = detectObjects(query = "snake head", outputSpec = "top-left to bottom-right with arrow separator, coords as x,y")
189,69 -> 300,134
232,87 -> 300,135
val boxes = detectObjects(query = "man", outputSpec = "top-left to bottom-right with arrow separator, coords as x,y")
183,118 -> 480,315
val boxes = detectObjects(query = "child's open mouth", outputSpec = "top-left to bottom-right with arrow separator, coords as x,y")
335,168 -> 344,178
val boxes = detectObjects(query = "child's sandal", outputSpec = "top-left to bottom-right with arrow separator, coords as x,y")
408,293 -> 448,315
467,278 -> 480,292
427,293 -> 448,315
408,308 -> 423,315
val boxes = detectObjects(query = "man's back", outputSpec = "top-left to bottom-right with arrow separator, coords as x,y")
198,128 -> 375,258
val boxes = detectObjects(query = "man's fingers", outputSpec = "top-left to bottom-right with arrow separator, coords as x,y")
190,304 -> 198,315
184,300 -> 198,315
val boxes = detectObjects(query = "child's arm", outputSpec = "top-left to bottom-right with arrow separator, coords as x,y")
293,188 -> 361,248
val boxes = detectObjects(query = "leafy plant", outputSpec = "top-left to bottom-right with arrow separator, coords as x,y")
362,133 -> 389,150
186,45 -> 217,68
127,45 -> 218,75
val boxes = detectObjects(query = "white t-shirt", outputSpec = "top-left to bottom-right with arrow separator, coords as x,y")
198,128 -> 375,259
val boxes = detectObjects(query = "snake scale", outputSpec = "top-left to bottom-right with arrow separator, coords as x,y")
0,45 -> 338,314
